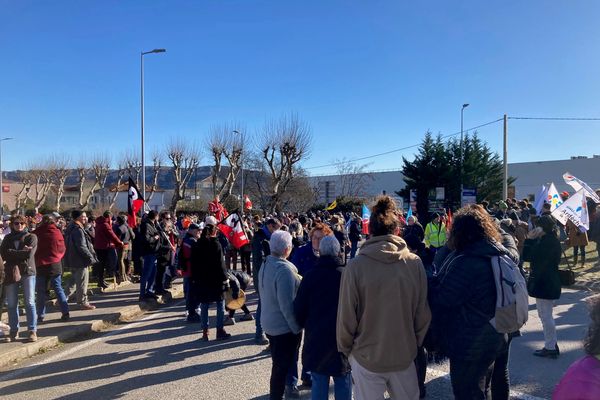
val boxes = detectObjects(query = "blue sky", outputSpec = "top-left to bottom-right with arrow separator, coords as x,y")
1,1 -> 599,175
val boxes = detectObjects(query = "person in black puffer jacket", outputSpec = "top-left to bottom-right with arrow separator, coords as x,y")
294,236 -> 351,400
431,204 -> 509,400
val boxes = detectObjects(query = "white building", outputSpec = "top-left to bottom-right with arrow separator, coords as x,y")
308,155 -> 600,204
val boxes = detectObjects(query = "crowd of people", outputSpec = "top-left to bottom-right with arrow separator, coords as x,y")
1,191 -> 600,399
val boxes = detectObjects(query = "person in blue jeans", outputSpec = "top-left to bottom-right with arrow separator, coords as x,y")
139,211 -> 161,301
192,218 -> 231,341
1,215 -> 39,342
34,214 -> 70,322
294,236 -> 351,400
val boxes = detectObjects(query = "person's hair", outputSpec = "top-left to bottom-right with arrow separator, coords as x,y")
542,203 -> 551,211
270,230 -> 293,257
147,210 -> 158,220
369,196 -> 400,236
585,295 -> 600,355
536,215 -> 557,235
71,209 -> 84,220
11,215 -> 26,225
319,235 -> 340,257
201,224 -> 217,239
116,215 -> 126,225
42,215 -> 56,224
481,200 -> 489,209
309,222 -> 333,239
289,221 -> 303,238
447,204 -> 501,251
103,210 -> 111,218
265,218 -> 281,228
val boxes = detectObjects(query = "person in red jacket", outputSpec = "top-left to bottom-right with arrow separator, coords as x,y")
93,211 -> 124,291
34,214 -> 69,322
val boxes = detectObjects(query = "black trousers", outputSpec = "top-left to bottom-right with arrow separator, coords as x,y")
155,256 -> 170,293
414,346 -> 427,395
267,332 -> 302,400
240,251 -> 252,274
95,248 -> 117,288
485,335 -> 512,400
450,353 -> 498,400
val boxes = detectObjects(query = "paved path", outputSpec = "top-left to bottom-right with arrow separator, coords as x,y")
0,287 -> 595,399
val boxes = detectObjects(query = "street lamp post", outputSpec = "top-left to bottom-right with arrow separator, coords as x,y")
460,103 -> 469,206
0,137 -> 14,215
233,130 -> 244,213
141,48 -> 166,204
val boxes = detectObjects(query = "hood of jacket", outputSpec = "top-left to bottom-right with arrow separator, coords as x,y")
358,234 -> 411,264
65,221 -> 80,238
35,222 -> 62,239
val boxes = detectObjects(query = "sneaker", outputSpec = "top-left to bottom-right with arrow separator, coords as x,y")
28,331 -> 38,343
285,385 -> 301,399
223,316 -> 235,326
254,333 -> 269,345
61,313 -> 70,322
5,332 -> 17,343
240,313 -> 254,322
80,303 -> 96,310
533,347 -> 559,359
216,329 -> 231,341
37,316 -> 44,324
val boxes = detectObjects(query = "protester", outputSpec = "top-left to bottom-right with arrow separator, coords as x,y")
404,215 -> 425,243
424,212 -> 447,253
566,220 -> 588,266
337,196 -> 431,400
259,230 -> 302,400
252,217 -> 281,345
1,215 -> 38,342
527,215 -> 562,358
291,223 -> 334,276
114,215 -> 134,283
93,211 -> 123,291
179,223 -> 201,322
294,235 -> 351,400
156,211 -> 177,294
239,218 -> 253,274
553,295 -> 600,399
139,210 -> 161,301
64,210 -> 97,310
34,214 -> 69,323
431,204 -> 510,399
191,218 -> 231,341
348,215 -> 362,259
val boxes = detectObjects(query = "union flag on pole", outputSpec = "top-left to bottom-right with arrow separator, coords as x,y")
127,178 -> 144,227
218,212 -> 250,249
244,195 -> 253,210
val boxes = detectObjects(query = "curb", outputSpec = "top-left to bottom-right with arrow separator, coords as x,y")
0,283 -> 183,369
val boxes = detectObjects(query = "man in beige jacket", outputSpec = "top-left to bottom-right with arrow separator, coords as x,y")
337,196 -> 431,400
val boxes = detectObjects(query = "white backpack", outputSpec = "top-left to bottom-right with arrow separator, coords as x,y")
489,255 -> 529,333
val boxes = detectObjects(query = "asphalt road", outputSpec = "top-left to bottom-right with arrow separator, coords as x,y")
0,288 -> 595,400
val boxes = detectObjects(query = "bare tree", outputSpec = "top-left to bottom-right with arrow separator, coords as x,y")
15,170 -> 33,210
49,155 -> 72,211
146,150 -> 163,202
334,158 -> 374,198
207,122 -> 245,202
27,160 -> 54,211
76,159 -> 90,208
123,150 -> 142,189
166,138 -> 200,213
109,159 -> 128,210
257,113 -> 312,212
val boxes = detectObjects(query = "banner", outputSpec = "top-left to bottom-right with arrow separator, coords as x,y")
551,189 -> 589,231
218,212 -> 250,249
563,172 -> 600,204
127,177 -> 143,228
361,204 -> 370,235
533,185 -> 548,215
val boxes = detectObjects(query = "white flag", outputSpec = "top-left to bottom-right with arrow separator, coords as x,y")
551,189 -> 590,231
546,183 -> 563,212
563,172 -> 600,204
533,185 -> 548,215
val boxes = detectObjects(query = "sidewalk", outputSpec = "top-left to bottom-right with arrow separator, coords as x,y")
0,280 -> 183,369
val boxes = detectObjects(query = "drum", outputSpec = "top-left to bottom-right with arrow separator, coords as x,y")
224,288 -> 246,310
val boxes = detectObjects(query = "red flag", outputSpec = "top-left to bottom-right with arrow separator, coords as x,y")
127,178 -> 143,227
244,195 -> 253,210
218,212 -> 249,249
446,208 -> 453,231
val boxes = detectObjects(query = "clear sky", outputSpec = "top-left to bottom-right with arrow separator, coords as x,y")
1,1 -> 600,175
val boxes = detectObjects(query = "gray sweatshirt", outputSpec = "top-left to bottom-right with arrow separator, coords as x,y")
258,255 -> 302,336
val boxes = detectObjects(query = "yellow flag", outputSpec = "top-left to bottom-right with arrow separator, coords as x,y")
325,200 -> 337,211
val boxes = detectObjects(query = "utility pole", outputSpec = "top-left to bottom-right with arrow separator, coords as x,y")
503,114 -> 508,200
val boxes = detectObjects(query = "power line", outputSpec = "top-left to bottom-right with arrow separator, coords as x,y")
305,118 -> 504,170
508,116 -> 600,121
